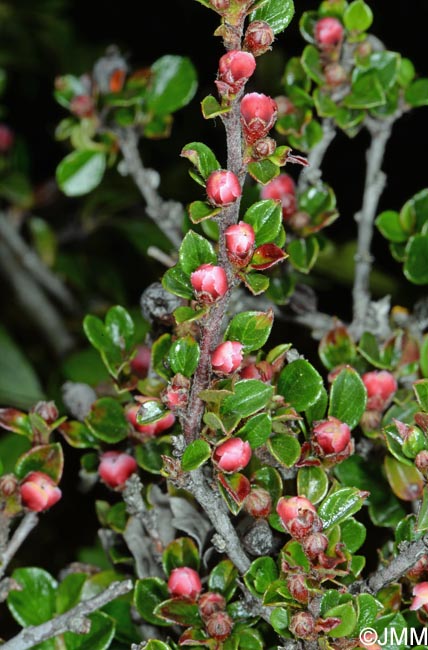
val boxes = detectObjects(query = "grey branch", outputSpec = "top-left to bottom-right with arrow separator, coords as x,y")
350,116 -> 396,338
1,579 -> 133,650
0,513 -> 39,581
298,119 -> 336,192
116,128 -> 183,249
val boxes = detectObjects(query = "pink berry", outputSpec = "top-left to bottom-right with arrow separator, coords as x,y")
211,341 -> 243,374
312,417 -> 351,455
261,174 -> 296,220
168,567 -> 202,600
240,93 -> 277,145
276,496 -> 321,540
206,170 -> 242,207
362,370 -> 397,410
0,124 -> 14,153
218,50 -> 256,86
243,20 -> 275,57
224,221 -> 255,266
127,405 -> 175,437
410,582 -> 428,612
190,264 -> 228,304
98,451 -> 137,488
314,17 -> 344,48
213,437 -> 252,473
130,345 -> 151,377
20,472 -> 62,512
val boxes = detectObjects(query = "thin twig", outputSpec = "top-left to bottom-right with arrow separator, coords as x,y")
116,129 -> 183,249
0,513 -> 39,581
0,579 -> 133,650
298,119 -> 336,192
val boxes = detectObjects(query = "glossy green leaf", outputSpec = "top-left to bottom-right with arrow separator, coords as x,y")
240,272 -> 270,295
404,234 -> 428,284
344,0 -> 373,31
237,413 -> 272,448
188,200 -> 221,223
8,568 -> 57,626
56,150 -> 106,197
268,434 -> 301,468
162,537 -> 200,576
244,557 -> 278,597
179,230 -> 216,275
344,72 -> 385,109
105,306 -> 134,353
221,380 -> 273,418
146,56 -> 197,114
341,517 -> 367,553
134,578 -> 170,626
319,323 -> 356,371
181,439 -> 211,471
417,486 -> 428,532
208,560 -> 238,601
225,310 -> 274,353
405,78 -> 428,107
328,366 -> 367,429
181,142 -> 220,180
355,593 -> 384,634
287,236 -> 319,273
15,443 -> 64,482
319,487 -> 368,529
135,436 -> 171,474
136,400 -> 165,425
56,574 -> 87,615
86,397 -> 129,443
376,210 -> 408,243
301,45 -> 324,84
269,607 -> 289,635
244,199 -> 282,246
64,611 -> 115,650
384,455 -> 424,501
247,159 -> 279,185
250,0 -> 295,34
162,265 -> 194,300
277,359 -> 324,411
168,336 -> 200,377
324,602 -> 357,637
297,466 -> 329,504
154,598 -> 201,626
201,94 -> 231,119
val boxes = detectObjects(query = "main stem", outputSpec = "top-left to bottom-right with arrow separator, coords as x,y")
351,118 -> 393,337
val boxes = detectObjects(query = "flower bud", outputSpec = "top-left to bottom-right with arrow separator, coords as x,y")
211,341 -> 243,374
210,0 -> 230,13
286,574 -> 310,604
302,532 -> 329,560
415,450 -> 428,478
216,50 -> 256,99
410,582 -> 428,613
312,416 -> 351,455
225,221 -> 255,266
127,405 -> 175,436
206,611 -> 233,641
0,474 -> 18,497
199,592 -> 226,620
240,93 -> 277,145
20,472 -> 62,512
362,370 -> 397,411
289,611 -> 316,640
314,17 -> 344,49
206,170 -> 242,207
240,361 -> 273,382
261,174 -> 296,220
163,374 -> 190,411
407,556 -> 428,582
0,124 -> 14,153
214,437 -> 252,473
324,63 -> 347,86
287,211 -> 311,231
244,487 -> 272,517
276,496 -> 322,540
243,21 -> 275,57
130,345 -> 151,377
191,264 -> 228,304
168,567 -> 202,600
32,401 -> 59,424
70,94 -> 95,118
98,451 -> 137,488
251,137 -> 277,160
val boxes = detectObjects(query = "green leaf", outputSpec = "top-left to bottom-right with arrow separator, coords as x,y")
301,45 -> 324,84
136,400 -> 166,425
162,537 -> 200,576
268,434 -> 301,468
134,578 -> 170,626
413,379 -> 428,411
168,335 -> 200,377
328,366 -> 367,429
404,234 -> 428,284
0,326 -> 44,409
384,455 -> 424,501
247,159 -> 279,185
208,560 -> 238,601
56,150 -> 106,197
135,436 -> 172,474
344,0 -> 373,31
341,518 -> 367,553
146,56 -> 197,115
344,72 -> 386,109
179,230 -> 216,275
319,323 -> 356,371
201,94 -> 231,119
64,611 -> 115,650
269,607 -> 289,636
144,643 -> 172,650
105,306 -> 134,353
162,265 -> 194,300
244,557 -> 278,597
297,466 -> 328,504
277,359 -> 324,411
225,310 -> 274,353
367,52 -> 400,92
154,598 -> 201,626
417,485 -> 428,532
237,413 -> 272,448
86,397 -> 129,443
376,210 -> 408,243
319,487 -> 368,529
251,0 -> 295,34
244,200 -> 282,246
83,315 -> 121,378
240,272 -> 270,295
181,142 -> 220,180
287,236 -> 319,273
15,443 -> 64,482
221,380 -> 273,419
181,439 -> 211,471
188,200 -> 221,223
324,602 -> 357,638
8,568 -> 57,626
56,574 -> 87,615
405,78 -> 428,107
355,593 -> 384,634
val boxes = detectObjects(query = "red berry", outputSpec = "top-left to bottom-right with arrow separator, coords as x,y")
168,567 -> 202,600
98,451 -> 137,488
314,17 -> 344,48
206,170 -> 242,207
362,370 -> 397,411
243,21 -> 275,57
20,472 -> 62,512
211,341 -> 243,374
224,221 -> 255,266
312,416 -> 351,455
190,264 -> 228,304
218,50 -> 256,86
261,174 -> 296,220
286,574 -> 310,604
214,437 -> 252,473
244,487 -> 272,517
276,496 -> 321,540
240,93 -> 278,145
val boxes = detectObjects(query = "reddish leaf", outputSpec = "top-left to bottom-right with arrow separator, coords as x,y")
0,409 -> 32,437
249,244 -> 288,270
